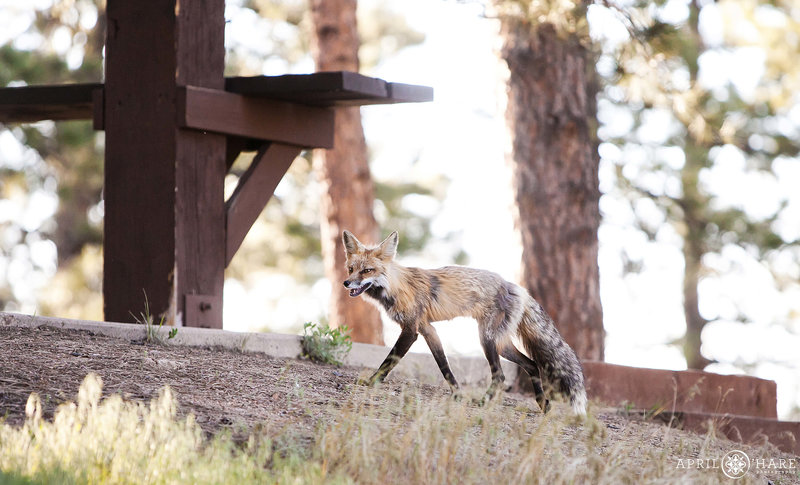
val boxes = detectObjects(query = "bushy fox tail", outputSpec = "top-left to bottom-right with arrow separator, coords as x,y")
517,298 -> 587,415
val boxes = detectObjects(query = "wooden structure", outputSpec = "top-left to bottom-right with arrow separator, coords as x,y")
0,1 -> 431,328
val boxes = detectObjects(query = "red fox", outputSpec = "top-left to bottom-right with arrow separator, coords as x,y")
342,230 -> 587,415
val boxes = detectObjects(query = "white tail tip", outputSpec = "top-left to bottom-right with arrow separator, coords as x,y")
571,389 -> 587,416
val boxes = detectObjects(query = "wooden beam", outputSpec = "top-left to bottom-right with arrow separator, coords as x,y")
91,87 -> 104,130
225,142 -> 301,266
0,83 -> 101,123
0,72 -> 433,125
225,71 -> 434,106
177,86 -> 335,148
104,0 -> 226,329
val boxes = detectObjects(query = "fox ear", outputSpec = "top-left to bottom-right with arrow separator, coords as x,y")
377,231 -> 399,261
342,230 -> 365,255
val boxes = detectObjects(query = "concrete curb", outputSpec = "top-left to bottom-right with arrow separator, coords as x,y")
0,312 -> 516,388
581,361 -> 778,418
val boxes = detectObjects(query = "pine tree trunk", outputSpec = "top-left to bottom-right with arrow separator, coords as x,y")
681,3 -> 712,370
310,0 -> 384,345
501,19 -> 604,361
682,223 -> 711,369
681,142 -> 712,369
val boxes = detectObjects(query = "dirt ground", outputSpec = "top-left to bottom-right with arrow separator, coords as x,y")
0,324 -> 457,438
2,323 -> 799,481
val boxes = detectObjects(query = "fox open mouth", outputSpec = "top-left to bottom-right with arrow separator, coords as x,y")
349,282 -> 372,297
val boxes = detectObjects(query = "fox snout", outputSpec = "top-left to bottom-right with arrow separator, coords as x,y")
343,278 -> 372,298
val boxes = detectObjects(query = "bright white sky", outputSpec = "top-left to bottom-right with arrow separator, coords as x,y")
0,0 -> 798,417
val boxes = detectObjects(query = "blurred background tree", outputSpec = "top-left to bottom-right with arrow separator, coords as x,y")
310,0 -> 384,345
494,0 -> 605,361
0,0 -> 105,318
595,0 -> 800,369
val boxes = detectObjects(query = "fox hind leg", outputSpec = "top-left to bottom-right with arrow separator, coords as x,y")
479,334 -> 506,403
498,344 -> 551,413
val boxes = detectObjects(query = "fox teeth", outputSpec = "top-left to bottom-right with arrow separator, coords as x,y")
349,282 -> 372,297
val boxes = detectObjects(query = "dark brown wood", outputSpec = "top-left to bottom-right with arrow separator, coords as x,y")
501,19 -> 604,360
178,85 -> 335,148
91,87 -> 104,130
0,83 -> 101,122
225,72 -> 433,106
225,142 -> 301,266
104,0 -> 226,328
0,72 -> 431,125
185,294 -> 222,328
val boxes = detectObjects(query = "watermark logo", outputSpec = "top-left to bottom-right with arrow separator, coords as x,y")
676,449 -> 796,480
721,450 -> 750,480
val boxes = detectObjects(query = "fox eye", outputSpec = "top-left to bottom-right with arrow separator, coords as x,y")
361,268 -> 373,274
348,267 -> 354,274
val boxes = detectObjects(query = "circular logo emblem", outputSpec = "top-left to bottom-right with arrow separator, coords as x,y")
721,449 -> 750,480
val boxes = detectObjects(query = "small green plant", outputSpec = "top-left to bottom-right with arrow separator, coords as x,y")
300,322 -> 352,366
130,290 -> 174,344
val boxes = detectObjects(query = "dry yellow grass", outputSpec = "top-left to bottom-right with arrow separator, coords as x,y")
1,374 -> 797,484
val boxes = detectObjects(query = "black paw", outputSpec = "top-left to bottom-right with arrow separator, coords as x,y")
355,376 -> 378,387
538,398 -> 551,413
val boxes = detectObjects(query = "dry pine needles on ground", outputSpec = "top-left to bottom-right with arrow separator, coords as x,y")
1,325 -> 797,484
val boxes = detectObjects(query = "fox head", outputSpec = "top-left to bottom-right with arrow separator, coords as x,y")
342,230 -> 398,297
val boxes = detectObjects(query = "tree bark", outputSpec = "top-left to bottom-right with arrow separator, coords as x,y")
501,19 -> 604,361
680,2 -> 713,370
682,213 -> 712,369
310,0 -> 383,344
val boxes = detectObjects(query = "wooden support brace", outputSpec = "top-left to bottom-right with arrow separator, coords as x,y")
177,86 -> 334,148
225,142 -> 302,266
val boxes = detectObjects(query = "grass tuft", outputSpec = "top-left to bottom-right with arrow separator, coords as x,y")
129,290 -> 177,344
300,322 -> 352,366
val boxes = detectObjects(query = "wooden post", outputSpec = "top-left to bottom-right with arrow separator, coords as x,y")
103,0 -> 226,327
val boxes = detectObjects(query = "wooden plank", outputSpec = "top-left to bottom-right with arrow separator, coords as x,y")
91,87 -> 104,130
104,0 -> 178,328
173,0 -> 227,329
0,83 -> 101,122
0,72 -> 432,125
386,82 -> 434,104
224,71 -> 433,106
104,0 -> 226,329
225,142 -> 301,266
225,71 -> 385,104
178,85 -> 334,148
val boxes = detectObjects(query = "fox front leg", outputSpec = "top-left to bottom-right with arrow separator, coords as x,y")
419,323 -> 459,391
357,328 -> 418,386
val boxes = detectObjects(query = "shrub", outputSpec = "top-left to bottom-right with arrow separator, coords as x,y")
300,322 -> 352,366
